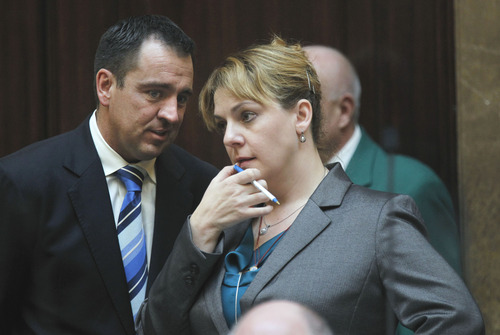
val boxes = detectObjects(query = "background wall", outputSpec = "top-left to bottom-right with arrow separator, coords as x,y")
2,0 -> 497,332
0,0 -> 458,203
455,0 -> 500,333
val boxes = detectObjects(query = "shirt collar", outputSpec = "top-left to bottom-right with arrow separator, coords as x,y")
327,124 -> 362,170
89,111 -> 157,183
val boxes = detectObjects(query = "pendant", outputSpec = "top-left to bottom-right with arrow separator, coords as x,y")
249,266 -> 259,271
259,224 -> 269,235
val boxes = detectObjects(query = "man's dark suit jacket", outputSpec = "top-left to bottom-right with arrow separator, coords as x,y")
0,116 -> 218,334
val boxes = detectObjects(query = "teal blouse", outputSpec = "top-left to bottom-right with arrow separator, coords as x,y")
221,225 -> 287,327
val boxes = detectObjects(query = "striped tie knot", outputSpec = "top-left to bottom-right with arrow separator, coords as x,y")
115,165 -> 144,192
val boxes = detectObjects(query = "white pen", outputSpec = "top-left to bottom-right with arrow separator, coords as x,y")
233,164 -> 280,205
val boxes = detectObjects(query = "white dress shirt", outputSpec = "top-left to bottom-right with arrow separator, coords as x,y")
89,111 -> 156,266
326,124 -> 362,170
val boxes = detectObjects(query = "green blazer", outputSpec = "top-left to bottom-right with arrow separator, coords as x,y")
345,128 -> 462,335
345,128 -> 461,274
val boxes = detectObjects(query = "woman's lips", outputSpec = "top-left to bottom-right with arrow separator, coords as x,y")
236,157 -> 254,168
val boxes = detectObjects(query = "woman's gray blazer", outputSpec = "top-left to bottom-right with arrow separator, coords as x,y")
139,164 -> 484,335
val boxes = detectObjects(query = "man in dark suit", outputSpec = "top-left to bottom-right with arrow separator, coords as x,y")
304,45 -> 462,335
0,15 -> 217,334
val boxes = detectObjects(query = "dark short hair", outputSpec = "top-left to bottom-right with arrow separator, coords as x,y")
93,15 -> 195,106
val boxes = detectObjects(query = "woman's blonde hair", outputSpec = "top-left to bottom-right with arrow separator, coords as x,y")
199,36 -> 322,143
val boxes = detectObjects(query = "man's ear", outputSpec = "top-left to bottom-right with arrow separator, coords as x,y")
338,94 -> 355,129
95,69 -> 114,107
295,98 -> 313,134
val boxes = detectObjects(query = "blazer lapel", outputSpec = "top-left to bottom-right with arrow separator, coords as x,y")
241,165 -> 351,310
240,204 -> 331,310
203,264 -> 230,334
345,127 -> 377,187
203,221 -> 252,334
65,120 -> 135,334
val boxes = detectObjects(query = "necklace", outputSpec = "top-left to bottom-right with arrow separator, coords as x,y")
249,218 -> 291,271
259,203 -> 306,236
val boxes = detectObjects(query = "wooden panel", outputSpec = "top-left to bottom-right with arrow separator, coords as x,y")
0,0 -> 47,154
0,0 -> 457,204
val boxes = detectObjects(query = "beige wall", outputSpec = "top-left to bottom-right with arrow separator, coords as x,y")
455,1 -> 500,333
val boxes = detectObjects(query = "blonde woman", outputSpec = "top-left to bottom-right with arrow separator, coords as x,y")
137,37 -> 484,335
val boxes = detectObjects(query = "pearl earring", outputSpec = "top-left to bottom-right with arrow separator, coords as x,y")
300,132 -> 306,143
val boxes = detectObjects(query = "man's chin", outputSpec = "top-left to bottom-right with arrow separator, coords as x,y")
134,143 -> 172,161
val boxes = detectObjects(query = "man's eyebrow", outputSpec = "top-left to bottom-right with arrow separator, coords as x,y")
138,82 -> 193,95
138,82 -> 171,89
182,88 -> 194,96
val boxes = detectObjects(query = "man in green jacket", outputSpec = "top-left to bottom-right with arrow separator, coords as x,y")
305,45 -> 461,335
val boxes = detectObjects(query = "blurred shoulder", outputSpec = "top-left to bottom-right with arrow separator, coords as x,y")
391,154 -> 450,197
163,144 -> 219,176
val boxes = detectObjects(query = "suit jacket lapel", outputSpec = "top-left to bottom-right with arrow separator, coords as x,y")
241,165 -> 351,310
148,149 -> 194,290
202,165 -> 352,331
204,263 -> 230,334
240,204 -> 331,310
64,119 -> 135,334
204,220 -> 252,334
345,127 -> 377,187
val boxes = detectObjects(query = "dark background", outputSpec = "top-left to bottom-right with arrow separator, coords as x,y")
0,0 -> 457,206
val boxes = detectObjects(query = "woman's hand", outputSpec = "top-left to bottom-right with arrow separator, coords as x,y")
190,166 -> 274,252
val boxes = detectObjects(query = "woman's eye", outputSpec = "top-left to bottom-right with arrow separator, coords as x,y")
241,111 -> 256,123
216,121 -> 227,134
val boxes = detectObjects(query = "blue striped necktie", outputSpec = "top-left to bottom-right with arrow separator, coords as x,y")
115,165 -> 148,320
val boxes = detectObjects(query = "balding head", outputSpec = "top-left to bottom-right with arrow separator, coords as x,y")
230,300 -> 333,335
304,46 -> 361,117
304,45 -> 361,163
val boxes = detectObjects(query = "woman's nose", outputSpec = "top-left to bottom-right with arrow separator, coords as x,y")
223,123 -> 244,147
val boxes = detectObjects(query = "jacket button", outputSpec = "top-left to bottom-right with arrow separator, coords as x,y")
184,275 -> 194,286
190,264 -> 199,275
